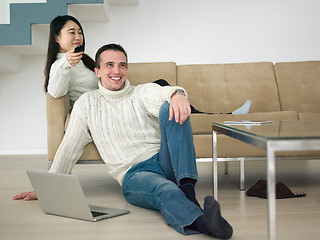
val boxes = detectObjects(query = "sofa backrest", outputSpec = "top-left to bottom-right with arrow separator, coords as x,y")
177,62 -> 280,113
127,62 -> 177,86
274,61 -> 320,113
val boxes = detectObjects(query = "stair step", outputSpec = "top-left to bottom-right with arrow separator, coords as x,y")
0,0 -> 139,72
1,1 -> 44,25
0,24 -> 49,56
0,0 -> 105,46
0,0 -> 107,72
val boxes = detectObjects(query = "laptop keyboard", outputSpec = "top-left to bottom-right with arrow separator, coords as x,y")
91,211 -> 108,217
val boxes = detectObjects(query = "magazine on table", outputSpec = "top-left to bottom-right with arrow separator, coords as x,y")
223,120 -> 275,126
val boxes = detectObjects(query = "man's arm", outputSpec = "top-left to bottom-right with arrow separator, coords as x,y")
13,99 -> 92,201
137,83 -> 190,123
49,102 -> 92,174
169,90 -> 191,125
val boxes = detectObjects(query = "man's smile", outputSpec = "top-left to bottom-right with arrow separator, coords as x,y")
110,77 -> 121,81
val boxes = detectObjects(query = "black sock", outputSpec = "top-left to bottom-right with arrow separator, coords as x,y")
192,196 -> 233,239
179,178 -> 201,209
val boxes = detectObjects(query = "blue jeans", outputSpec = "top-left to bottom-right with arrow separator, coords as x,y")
122,102 -> 203,235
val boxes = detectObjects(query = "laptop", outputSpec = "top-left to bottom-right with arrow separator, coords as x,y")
26,170 -> 130,222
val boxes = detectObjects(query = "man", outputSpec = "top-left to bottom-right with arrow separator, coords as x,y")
14,44 -> 232,239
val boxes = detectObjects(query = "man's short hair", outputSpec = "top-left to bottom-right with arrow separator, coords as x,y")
95,43 -> 128,69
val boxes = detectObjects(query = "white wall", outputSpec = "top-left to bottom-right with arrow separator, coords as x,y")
84,0 -> 320,64
1,0 -> 320,155
0,55 -> 47,154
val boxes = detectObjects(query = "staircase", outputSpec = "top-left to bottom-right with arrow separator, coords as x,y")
0,0 -> 139,72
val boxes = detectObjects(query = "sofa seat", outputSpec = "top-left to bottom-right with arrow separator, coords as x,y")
299,113 -> 320,120
190,111 -> 298,134
190,111 -> 299,158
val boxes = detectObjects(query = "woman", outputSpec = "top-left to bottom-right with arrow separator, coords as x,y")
44,15 -> 99,107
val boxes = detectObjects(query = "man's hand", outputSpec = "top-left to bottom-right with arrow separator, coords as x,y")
169,94 -> 191,124
13,191 -> 37,201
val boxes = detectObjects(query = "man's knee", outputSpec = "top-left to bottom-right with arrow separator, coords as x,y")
159,101 -> 192,127
159,102 -> 170,120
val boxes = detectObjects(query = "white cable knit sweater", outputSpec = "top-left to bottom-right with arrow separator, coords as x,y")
49,80 -> 186,184
48,53 -> 99,106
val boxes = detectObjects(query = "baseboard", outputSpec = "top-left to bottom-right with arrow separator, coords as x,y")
196,158 -> 212,162
0,148 -> 47,155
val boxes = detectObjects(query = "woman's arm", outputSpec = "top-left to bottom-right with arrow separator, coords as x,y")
47,53 -> 72,98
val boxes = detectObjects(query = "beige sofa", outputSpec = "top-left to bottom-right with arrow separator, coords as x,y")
47,60 -> 320,164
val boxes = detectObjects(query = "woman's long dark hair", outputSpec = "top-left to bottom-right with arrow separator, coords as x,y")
44,15 -> 95,92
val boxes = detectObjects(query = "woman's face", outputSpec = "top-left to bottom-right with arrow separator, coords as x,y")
55,20 -> 83,53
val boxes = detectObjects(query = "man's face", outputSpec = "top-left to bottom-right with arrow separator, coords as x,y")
94,50 -> 127,91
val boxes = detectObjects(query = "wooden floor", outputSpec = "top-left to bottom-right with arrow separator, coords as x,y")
1,155 -> 320,240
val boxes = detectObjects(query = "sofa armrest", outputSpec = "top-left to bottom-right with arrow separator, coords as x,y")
46,93 -> 71,160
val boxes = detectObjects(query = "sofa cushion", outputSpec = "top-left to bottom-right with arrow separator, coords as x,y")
193,134 -> 267,158
274,61 -> 320,113
190,111 -> 298,134
79,142 -> 102,160
177,62 -> 280,114
194,134 -> 320,158
127,62 -> 177,86
46,94 -> 71,160
299,112 -> 320,120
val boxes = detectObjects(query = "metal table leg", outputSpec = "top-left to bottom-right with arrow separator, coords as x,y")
212,130 -> 218,200
267,141 -> 276,240
240,157 -> 245,191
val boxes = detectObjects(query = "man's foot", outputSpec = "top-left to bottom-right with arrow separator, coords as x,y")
196,196 -> 233,239
232,100 -> 251,114
179,178 -> 202,209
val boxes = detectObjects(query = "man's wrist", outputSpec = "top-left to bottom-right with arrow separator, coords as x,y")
171,89 -> 186,98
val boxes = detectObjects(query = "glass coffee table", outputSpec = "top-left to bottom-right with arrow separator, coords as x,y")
212,120 -> 320,240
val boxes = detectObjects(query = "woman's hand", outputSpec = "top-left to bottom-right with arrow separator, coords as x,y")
13,191 -> 38,201
66,49 -> 83,66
